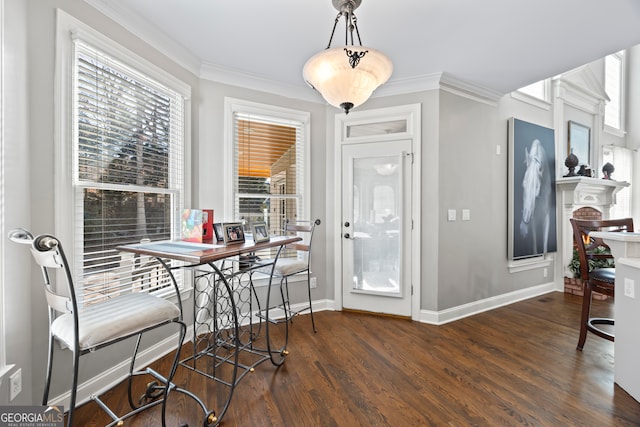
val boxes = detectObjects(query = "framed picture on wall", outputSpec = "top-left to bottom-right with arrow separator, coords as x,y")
568,120 -> 590,166
508,118 -> 558,260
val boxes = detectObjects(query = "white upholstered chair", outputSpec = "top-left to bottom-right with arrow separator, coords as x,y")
9,229 -> 187,427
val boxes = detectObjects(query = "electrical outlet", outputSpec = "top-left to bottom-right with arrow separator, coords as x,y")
624,278 -> 635,299
310,277 -> 317,289
10,368 -> 22,401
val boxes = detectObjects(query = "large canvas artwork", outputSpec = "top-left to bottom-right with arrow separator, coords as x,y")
508,118 -> 558,260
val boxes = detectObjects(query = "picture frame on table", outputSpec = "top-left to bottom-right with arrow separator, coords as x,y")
252,222 -> 270,243
568,120 -> 590,167
222,222 -> 245,245
213,223 -> 225,242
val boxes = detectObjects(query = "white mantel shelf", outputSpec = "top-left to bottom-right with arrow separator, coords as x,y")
556,176 -> 630,278
556,176 -> 629,208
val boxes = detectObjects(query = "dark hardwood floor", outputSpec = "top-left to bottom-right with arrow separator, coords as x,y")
70,292 -> 640,426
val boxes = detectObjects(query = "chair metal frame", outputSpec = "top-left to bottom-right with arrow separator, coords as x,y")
569,217 -> 634,350
275,218 -> 321,333
9,229 -> 188,427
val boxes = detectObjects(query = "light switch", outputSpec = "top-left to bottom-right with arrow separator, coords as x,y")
624,278 -> 635,299
447,209 -> 456,221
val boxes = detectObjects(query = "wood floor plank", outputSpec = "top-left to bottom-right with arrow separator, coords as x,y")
68,292 -> 640,426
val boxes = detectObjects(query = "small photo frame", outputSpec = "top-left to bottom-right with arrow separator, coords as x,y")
252,222 -> 270,243
222,222 -> 245,245
213,223 -> 224,242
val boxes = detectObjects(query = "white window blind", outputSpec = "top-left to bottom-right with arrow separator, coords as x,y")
232,111 -> 305,258
605,52 -> 624,130
603,146 -> 633,219
73,40 -> 185,305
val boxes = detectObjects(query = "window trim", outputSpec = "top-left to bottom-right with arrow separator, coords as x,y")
55,9 -> 192,297
604,50 -> 626,135
223,98 -> 310,224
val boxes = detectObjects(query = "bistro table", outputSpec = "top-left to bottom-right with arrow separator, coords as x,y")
118,235 -> 301,426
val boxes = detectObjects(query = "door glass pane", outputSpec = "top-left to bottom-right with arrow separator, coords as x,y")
352,155 -> 401,295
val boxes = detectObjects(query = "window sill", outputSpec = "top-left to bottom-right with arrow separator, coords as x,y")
508,255 -> 552,273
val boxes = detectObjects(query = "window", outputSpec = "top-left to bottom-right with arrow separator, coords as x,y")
57,11 -> 190,305
603,146 -> 633,219
517,80 -> 549,101
605,51 -> 625,131
224,98 -> 310,254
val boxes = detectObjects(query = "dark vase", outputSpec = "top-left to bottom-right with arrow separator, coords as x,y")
564,152 -> 579,177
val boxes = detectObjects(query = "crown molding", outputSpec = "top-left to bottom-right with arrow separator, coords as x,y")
439,73 -> 503,106
84,0 -> 201,76
199,62 -> 323,103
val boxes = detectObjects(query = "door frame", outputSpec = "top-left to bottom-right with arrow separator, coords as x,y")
332,104 -> 422,320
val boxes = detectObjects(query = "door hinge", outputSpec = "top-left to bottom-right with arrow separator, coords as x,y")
411,284 -> 413,295
406,152 -> 414,164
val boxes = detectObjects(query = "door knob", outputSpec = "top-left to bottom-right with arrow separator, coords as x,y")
344,233 -> 351,239
344,221 -> 350,227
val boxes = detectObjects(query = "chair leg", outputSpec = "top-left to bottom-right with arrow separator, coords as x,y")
577,282 -> 592,351
307,270 -> 316,333
43,335 -> 55,406
280,276 -> 292,322
67,349 -> 80,427
161,321 -> 187,427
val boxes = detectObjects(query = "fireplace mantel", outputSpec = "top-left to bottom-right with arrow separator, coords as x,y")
556,176 -> 630,277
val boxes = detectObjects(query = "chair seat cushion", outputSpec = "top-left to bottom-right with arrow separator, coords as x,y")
589,267 -> 615,284
273,258 -> 308,276
51,292 -> 181,351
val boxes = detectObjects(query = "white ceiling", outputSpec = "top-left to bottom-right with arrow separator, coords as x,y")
87,0 -> 640,103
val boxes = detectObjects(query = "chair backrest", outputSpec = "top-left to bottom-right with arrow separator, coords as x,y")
283,219 -> 321,261
569,217 -> 634,281
9,229 -> 78,317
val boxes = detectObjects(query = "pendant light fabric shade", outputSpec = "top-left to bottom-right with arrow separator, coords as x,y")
303,46 -> 392,114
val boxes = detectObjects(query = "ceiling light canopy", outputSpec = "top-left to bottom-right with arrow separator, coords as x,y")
303,0 -> 392,114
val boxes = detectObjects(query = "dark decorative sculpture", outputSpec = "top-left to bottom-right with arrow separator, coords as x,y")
602,162 -> 615,180
564,152 -> 579,177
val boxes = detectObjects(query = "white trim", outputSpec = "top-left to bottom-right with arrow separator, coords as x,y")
419,284 -> 558,325
333,103 -> 422,320
0,0 -> 6,378
511,90 -> 552,111
83,0 -> 201,76
507,255 -> 553,273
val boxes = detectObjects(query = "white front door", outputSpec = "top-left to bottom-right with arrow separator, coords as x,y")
341,139 -> 412,316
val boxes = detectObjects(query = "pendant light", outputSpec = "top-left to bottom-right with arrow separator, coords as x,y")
302,0 -> 393,114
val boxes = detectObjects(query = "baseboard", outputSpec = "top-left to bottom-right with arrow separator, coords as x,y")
418,282 -> 558,325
